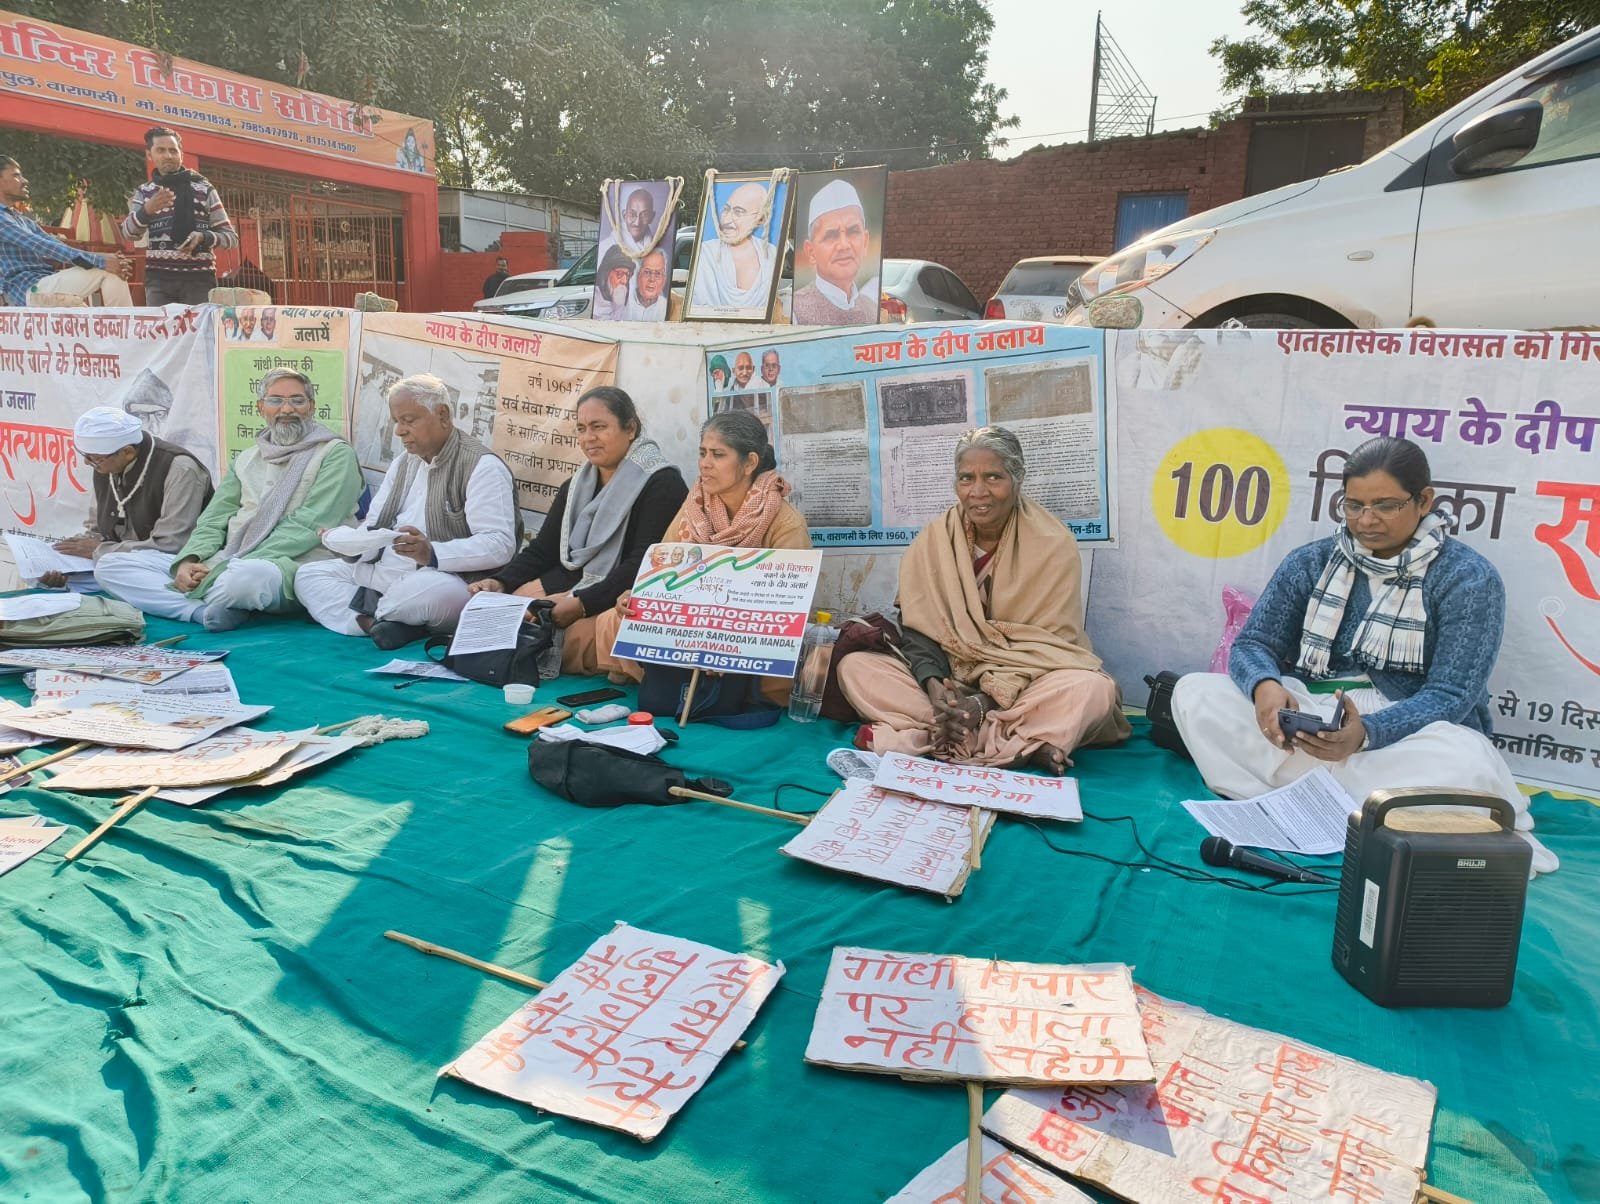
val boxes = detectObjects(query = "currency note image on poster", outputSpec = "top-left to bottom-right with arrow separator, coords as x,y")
1089,327 -> 1600,795
705,323 -> 1115,548
216,307 -> 348,460
0,308 -> 218,547
352,314 -> 618,514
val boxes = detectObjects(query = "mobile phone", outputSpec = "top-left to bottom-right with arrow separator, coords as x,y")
556,686 -> 627,708
503,706 -> 571,734
1277,690 -> 1345,739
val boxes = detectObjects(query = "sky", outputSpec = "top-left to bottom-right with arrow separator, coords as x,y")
984,0 -> 1259,157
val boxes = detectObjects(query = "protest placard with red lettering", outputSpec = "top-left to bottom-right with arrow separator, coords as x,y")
874,753 -> 1082,822
886,1137 -> 1093,1203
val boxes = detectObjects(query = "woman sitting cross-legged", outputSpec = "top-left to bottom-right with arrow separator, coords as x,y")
468,386 -> 686,675
837,425 -> 1129,772
1171,435 -> 1557,874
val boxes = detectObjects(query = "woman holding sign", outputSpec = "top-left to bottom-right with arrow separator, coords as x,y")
467,387 -> 686,675
595,410 -> 810,705
1171,436 -> 1555,873
838,426 -> 1128,772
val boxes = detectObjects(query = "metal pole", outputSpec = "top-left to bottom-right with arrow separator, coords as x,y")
1088,12 -> 1102,142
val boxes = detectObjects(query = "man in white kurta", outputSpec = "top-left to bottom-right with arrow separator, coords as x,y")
689,181 -> 778,314
297,373 -> 518,650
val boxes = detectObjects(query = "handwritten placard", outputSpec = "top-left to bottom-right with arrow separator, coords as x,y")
612,544 -> 823,677
158,733 -> 360,806
1,694 -> 271,752
780,781 -> 992,898
441,923 -> 783,1141
0,815 -> 67,876
43,727 -> 304,791
981,987 -> 1436,1203
886,1137 -> 1093,1203
873,753 -> 1082,822
32,664 -> 239,704
805,949 -> 1153,1086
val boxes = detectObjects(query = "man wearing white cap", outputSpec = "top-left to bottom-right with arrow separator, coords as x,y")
36,408 -> 214,592
791,178 -> 879,326
94,368 -> 363,631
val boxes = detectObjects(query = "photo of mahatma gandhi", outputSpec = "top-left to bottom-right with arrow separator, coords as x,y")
593,179 -> 678,323
791,166 -> 887,327
684,169 -> 793,323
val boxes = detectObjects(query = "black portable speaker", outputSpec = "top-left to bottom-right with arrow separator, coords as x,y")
1142,671 -> 1192,760
1331,788 -> 1530,1008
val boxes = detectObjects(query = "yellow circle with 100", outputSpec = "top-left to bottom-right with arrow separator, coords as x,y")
1152,428 -> 1290,558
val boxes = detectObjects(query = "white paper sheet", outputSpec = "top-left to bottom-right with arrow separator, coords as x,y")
780,781 -> 991,898
886,1137 -> 1094,1204
1180,767 -> 1357,855
366,658 -> 470,683
4,532 -> 95,578
981,986 -> 1437,1204
0,592 -> 82,621
441,923 -> 784,1141
0,699 -> 50,754
2,693 -> 272,751
873,753 -> 1082,822
0,644 -> 227,684
537,723 -> 666,756
805,949 -> 1153,1086
0,817 -> 67,875
448,591 -> 533,656
32,664 -> 239,704
321,526 -> 399,556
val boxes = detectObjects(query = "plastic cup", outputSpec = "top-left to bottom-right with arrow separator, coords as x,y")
503,683 -> 534,706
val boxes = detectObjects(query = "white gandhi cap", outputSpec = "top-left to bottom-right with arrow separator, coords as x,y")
73,407 -> 145,455
807,179 -> 866,232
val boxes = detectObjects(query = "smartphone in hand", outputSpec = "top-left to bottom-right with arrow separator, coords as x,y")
1277,689 -> 1345,739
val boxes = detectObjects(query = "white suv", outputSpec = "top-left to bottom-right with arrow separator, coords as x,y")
1068,24 -> 1600,330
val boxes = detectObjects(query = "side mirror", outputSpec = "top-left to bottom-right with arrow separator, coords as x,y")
1450,98 -> 1543,175
1086,294 -> 1143,330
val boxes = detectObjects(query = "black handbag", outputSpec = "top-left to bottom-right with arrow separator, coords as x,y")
1143,670 -> 1193,760
425,598 -> 556,687
528,740 -> 732,807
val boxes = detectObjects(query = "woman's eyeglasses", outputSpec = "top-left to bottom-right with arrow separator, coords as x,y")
1341,496 -> 1413,519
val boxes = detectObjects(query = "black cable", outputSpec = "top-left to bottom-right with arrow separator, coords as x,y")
771,781 -> 830,816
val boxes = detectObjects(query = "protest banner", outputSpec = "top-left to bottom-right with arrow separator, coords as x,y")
157,731 -> 360,804
0,307 -> 217,553
706,323 -> 1115,547
805,949 -> 1153,1086
216,308 -> 349,460
2,694 -> 270,751
42,726 -> 303,790
780,781 -> 992,898
0,816 -> 67,876
612,543 -> 823,676
873,753 -> 1082,822
440,923 -> 783,1141
886,1137 -> 1093,1204
32,663 -> 239,703
0,644 -> 227,684
351,313 -> 618,515
981,986 -> 1436,1204
1089,327 -> 1600,795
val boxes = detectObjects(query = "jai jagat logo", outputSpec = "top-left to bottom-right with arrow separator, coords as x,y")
1534,480 -> 1600,675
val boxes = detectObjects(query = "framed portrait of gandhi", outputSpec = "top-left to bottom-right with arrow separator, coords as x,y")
684,169 -> 794,323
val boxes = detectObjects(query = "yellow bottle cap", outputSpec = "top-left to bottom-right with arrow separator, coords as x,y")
816,610 -> 832,623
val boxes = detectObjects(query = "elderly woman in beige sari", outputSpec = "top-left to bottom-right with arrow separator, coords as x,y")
838,426 -> 1128,772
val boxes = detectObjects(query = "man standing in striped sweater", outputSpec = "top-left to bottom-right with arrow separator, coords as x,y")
121,127 -> 238,306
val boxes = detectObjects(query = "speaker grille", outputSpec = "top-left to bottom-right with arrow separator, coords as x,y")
1395,866 -> 1525,988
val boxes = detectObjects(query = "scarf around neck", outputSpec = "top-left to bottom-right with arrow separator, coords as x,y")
151,169 -> 203,249
679,469 -> 790,546
560,436 -> 669,586
1297,510 -> 1449,679
220,423 -> 341,559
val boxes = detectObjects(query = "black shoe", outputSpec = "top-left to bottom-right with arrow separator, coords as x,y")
369,620 -> 428,651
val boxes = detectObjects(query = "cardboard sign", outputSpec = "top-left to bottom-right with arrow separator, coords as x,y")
1,694 -> 270,751
874,753 -> 1082,822
42,727 -> 304,791
886,1137 -> 1093,1204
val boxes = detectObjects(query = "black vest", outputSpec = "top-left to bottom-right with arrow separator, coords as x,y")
93,435 -> 214,542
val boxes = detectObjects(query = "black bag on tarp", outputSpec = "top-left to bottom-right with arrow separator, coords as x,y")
424,598 -> 555,687
527,739 -> 732,808
1143,670 -> 1193,760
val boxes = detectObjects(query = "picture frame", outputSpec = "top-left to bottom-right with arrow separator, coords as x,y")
683,169 -> 794,323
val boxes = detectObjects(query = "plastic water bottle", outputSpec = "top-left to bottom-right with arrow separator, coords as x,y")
788,610 -> 837,723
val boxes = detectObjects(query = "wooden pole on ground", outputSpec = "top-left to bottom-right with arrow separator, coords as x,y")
667,786 -> 809,824
63,786 -> 159,862
965,1081 -> 984,1204
0,741 -> 92,785
1418,1185 -> 1474,1204
678,668 -> 702,727
150,634 -> 189,648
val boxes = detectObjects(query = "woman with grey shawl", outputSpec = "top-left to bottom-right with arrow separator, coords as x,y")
469,387 -> 687,675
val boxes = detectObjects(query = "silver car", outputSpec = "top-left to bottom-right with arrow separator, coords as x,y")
880,259 -> 983,322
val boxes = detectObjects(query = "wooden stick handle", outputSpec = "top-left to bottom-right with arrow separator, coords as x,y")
668,786 -> 810,824
678,668 -> 701,727
151,634 -> 190,647
965,1080 -> 984,1204
1418,1185 -> 1475,1204
0,741 -> 92,785
316,718 -> 363,735
64,785 -> 158,862
968,807 -> 983,871
384,929 -> 548,990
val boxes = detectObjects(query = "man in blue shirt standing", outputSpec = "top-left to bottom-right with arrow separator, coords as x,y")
0,156 -> 133,306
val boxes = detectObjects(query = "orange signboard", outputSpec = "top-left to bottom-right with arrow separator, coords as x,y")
0,10 -> 435,177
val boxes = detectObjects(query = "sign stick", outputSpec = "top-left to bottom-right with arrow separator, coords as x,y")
965,1081 -> 984,1203
1419,1185 -> 1474,1204
678,668 -> 701,726
150,634 -> 190,648
667,786 -> 810,824
0,741 -> 92,785
968,808 -> 983,870
64,785 -> 159,862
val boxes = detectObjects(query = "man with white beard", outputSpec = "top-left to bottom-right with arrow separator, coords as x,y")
626,247 -> 670,321
689,181 -> 779,314
95,369 -> 363,630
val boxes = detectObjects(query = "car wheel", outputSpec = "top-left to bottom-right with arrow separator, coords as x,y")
1213,312 -> 1335,330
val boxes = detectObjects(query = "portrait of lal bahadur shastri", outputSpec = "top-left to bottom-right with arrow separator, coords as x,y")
790,165 -> 888,328
684,169 -> 794,323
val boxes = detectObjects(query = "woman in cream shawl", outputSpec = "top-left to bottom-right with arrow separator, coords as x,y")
839,426 -> 1128,771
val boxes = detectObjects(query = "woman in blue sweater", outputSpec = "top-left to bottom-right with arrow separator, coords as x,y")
1173,436 -> 1555,873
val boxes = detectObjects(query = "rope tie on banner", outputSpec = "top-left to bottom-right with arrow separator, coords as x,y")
600,177 -> 685,263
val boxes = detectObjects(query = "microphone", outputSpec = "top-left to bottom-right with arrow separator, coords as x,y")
1200,837 -> 1337,885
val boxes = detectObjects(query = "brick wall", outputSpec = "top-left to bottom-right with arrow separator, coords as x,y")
436,230 -> 553,313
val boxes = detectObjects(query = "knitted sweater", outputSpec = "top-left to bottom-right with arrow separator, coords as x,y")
122,175 -> 238,280
1228,535 -> 1505,751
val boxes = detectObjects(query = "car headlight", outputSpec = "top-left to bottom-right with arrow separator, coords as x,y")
1074,230 -> 1216,303
552,297 -> 589,319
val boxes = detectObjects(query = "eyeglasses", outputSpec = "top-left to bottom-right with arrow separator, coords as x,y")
639,268 -> 665,281
260,393 -> 312,410
1341,496 -> 1414,519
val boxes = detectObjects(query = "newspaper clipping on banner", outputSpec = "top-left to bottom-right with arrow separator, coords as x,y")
705,323 -> 1115,548
1089,327 -> 1600,795
351,314 -> 618,515
611,543 -> 823,677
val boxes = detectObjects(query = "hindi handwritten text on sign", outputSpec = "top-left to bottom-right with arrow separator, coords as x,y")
885,1137 -> 1093,1204
874,753 -> 1083,822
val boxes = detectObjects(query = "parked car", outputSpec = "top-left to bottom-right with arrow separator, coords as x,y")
474,242 -> 602,317
491,269 -> 563,296
983,256 -> 1099,322
880,260 -> 984,322
1067,23 -> 1600,330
